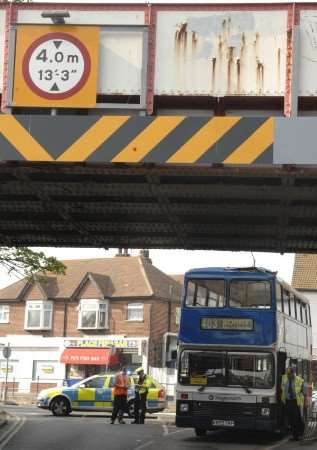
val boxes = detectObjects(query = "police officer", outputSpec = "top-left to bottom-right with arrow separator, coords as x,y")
111,366 -> 128,424
281,367 -> 305,441
132,367 -> 151,424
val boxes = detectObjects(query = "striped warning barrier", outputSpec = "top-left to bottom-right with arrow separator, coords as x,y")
0,115 -> 274,164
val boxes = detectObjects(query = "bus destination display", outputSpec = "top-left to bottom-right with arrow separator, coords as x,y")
201,317 -> 253,331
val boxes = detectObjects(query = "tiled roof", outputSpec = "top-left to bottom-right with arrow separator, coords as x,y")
170,274 -> 184,286
292,254 -> 317,290
0,256 -> 182,301
142,262 -> 182,301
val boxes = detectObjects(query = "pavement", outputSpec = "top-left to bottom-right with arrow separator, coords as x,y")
0,405 -> 314,450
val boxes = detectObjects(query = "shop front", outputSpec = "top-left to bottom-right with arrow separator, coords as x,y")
61,337 -> 148,383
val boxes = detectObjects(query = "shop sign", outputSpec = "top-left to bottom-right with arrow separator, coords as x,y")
1,365 -> 13,374
41,365 -> 54,374
0,360 -> 18,375
34,361 -> 58,380
64,339 -> 139,349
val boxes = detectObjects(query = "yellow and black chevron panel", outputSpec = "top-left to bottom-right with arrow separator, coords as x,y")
0,116 -> 274,164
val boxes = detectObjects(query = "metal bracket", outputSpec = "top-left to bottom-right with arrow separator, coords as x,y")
7,23 -> 149,112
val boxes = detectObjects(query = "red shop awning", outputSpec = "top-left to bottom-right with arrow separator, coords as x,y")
60,348 -> 119,365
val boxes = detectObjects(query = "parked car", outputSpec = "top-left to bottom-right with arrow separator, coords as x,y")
37,373 -> 167,417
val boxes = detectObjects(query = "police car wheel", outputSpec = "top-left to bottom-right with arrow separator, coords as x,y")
50,397 -> 70,416
128,400 -> 135,418
195,428 -> 207,437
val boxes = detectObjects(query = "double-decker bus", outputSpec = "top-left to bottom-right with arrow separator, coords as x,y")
176,267 -> 312,436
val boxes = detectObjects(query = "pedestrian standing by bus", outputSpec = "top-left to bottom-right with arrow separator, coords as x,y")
281,367 -> 305,441
132,367 -> 151,424
111,366 -> 129,424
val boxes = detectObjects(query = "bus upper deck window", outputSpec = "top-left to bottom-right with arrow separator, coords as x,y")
298,300 -> 303,323
283,290 -> 291,316
185,282 -> 196,306
276,283 -> 283,312
290,294 -> 297,319
185,279 -> 225,308
229,280 -> 271,309
304,304 -> 309,325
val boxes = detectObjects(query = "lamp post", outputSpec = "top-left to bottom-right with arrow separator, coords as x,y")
3,343 -> 11,403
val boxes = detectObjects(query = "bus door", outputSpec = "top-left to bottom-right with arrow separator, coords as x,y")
276,351 -> 287,427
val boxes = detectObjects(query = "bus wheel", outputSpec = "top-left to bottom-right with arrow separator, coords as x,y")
195,428 -> 207,437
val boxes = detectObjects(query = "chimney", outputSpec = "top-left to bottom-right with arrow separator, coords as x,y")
116,248 -> 130,257
140,249 -> 152,264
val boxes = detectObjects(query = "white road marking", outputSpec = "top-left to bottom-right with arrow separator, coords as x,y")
162,425 -> 169,436
0,417 -> 26,450
163,429 -> 190,437
134,440 -> 154,450
262,436 -> 289,450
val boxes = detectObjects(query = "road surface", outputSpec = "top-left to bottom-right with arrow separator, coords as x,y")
0,405 -> 313,450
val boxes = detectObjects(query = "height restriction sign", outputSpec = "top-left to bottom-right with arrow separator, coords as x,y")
13,26 -> 99,108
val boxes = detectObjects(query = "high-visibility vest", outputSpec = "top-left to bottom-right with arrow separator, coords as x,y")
136,375 -> 151,395
113,372 -> 128,396
281,374 -> 304,408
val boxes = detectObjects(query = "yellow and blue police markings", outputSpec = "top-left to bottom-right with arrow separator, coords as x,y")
37,374 -> 166,416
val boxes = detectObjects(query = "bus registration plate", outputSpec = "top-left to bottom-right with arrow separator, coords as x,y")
212,420 -> 235,427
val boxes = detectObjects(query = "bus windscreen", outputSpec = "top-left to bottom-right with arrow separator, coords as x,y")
229,280 -> 271,309
184,278 -> 271,309
179,350 -> 274,389
185,279 -> 225,307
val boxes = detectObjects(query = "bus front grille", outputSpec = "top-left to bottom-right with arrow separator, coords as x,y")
193,401 -> 257,417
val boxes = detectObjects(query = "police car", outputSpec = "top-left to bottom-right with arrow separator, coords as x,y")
37,373 -> 167,417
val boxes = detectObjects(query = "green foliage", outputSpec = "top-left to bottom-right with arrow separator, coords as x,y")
0,247 -> 66,280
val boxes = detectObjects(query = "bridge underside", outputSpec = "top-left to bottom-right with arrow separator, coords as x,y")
1,161 -> 317,253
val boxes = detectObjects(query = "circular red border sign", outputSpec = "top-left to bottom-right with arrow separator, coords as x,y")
22,32 -> 91,100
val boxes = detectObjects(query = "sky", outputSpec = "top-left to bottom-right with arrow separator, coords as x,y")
0,0 -> 296,288
0,247 -> 295,289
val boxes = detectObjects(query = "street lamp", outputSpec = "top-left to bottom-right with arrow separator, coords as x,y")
41,11 -> 70,25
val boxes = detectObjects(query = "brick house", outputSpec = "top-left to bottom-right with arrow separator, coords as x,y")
0,251 -> 182,393
292,254 -> 317,381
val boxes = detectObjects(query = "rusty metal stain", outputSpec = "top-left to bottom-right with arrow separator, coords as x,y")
227,46 -> 234,94
174,21 -> 188,54
168,11 -> 286,96
192,31 -> 198,50
256,60 -> 264,94
236,58 -> 241,93
254,32 -> 265,95
211,57 -> 217,92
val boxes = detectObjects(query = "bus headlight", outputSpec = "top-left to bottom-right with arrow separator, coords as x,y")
261,407 -> 270,416
180,403 -> 189,412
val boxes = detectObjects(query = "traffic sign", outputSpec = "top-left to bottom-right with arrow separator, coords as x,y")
13,26 -> 99,108
22,33 -> 91,100
2,346 -> 11,360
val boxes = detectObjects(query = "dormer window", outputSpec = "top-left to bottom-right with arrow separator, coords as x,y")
25,301 -> 53,330
78,299 -> 109,329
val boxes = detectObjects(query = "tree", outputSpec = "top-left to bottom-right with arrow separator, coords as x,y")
0,247 -> 66,279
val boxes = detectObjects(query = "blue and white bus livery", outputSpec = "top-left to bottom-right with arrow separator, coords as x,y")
176,267 -> 312,436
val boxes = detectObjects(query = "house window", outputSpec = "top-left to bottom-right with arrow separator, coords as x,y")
25,301 -> 53,330
175,307 -> 181,325
127,303 -> 143,321
0,305 -> 9,324
78,299 -> 109,329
